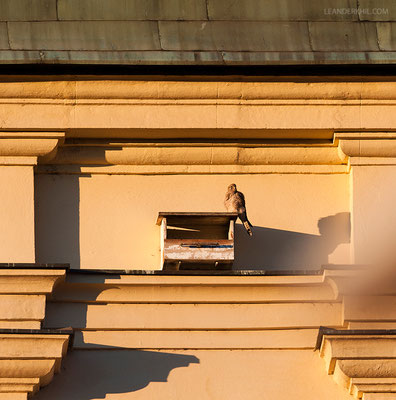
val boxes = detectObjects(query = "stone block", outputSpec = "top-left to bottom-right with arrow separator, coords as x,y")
0,295 -> 45,321
208,0 -> 358,21
377,22 -> 396,50
159,21 -> 311,51
0,49 -> 222,65
309,22 -> 380,51
0,23 -> 9,49
58,0 -> 207,20
0,0 -> 56,21
8,21 -> 160,50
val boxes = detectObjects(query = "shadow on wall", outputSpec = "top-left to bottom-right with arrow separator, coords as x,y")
39,273 -> 199,400
35,174 -> 81,268
233,212 -> 351,270
35,347 -> 199,400
43,273 -> 118,329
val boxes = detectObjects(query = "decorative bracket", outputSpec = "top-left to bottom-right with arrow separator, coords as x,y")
335,132 -> 396,166
0,132 -> 65,165
317,328 -> 396,399
0,329 -> 72,400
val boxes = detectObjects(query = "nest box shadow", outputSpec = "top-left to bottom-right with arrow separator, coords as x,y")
233,212 -> 351,270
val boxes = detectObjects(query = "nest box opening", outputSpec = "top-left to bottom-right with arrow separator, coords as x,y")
156,212 -> 238,271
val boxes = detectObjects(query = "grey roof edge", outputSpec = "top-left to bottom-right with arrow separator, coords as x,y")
1,50 -> 396,65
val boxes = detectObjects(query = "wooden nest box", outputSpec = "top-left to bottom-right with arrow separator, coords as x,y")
156,212 -> 238,270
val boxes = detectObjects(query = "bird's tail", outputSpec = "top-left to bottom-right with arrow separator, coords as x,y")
243,221 -> 253,236
240,212 -> 253,236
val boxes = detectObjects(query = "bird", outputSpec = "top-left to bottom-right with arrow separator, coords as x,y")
224,183 -> 253,236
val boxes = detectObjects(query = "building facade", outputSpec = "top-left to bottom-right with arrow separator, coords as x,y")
1,1 -> 396,399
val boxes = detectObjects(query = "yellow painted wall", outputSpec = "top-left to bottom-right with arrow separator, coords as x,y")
34,272 -> 349,400
350,165 -> 396,265
36,349 -> 352,400
35,173 -> 350,270
0,166 -> 35,262
1,268 -> 393,399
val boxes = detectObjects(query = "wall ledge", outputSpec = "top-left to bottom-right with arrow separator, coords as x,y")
336,132 -> 396,162
0,331 -> 71,399
318,328 -> 396,399
0,268 -> 67,329
0,132 -> 65,165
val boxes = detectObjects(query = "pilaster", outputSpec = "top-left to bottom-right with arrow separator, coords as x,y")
0,133 -> 64,262
335,133 -> 396,265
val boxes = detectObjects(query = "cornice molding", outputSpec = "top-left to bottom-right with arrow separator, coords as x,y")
2,80 -> 396,102
0,132 -> 65,165
1,80 -> 396,134
319,332 -> 396,399
0,269 -> 66,294
0,333 -> 70,399
0,269 -> 66,329
36,164 -> 349,175
322,269 -> 362,301
49,142 -> 344,167
336,133 -> 396,164
36,133 -> 396,171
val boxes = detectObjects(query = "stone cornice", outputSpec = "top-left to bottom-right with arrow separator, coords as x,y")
0,332 -> 71,399
36,164 -> 349,175
335,133 -> 396,164
35,133 -> 396,171
47,268 -> 348,350
1,80 -> 396,134
2,80 -> 396,102
0,269 -> 66,294
322,268 -> 362,301
0,269 -> 67,329
49,142 -> 345,166
0,132 -> 65,166
318,330 -> 396,399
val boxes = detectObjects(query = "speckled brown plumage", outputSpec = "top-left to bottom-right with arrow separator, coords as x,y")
224,183 -> 253,236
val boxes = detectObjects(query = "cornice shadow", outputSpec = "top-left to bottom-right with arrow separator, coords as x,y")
35,346 -> 199,400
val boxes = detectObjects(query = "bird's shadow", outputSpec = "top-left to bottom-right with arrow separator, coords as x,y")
233,212 -> 351,270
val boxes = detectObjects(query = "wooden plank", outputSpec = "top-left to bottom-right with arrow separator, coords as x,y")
160,217 -> 167,269
156,212 -> 238,225
165,239 -> 233,245
163,239 -> 234,261
166,217 -> 236,227
166,224 -> 229,239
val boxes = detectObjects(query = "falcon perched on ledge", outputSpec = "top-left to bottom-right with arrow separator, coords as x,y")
224,183 -> 253,236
